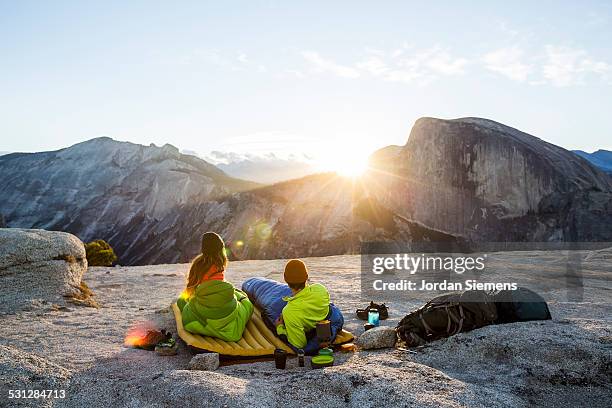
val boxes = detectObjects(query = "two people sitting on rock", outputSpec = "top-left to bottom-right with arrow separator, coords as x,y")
177,232 -> 334,349
274,259 -> 331,349
176,232 -> 253,342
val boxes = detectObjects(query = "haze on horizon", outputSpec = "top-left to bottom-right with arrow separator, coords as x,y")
1,1 -> 612,172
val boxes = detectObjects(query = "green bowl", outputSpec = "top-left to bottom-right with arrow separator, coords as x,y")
318,348 -> 333,356
311,355 -> 334,369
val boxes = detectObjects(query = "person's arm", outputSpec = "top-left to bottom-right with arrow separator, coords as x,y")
234,288 -> 248,302
278,312 -> 307,349
275,315 -> 286,336
177,291 -> 189,311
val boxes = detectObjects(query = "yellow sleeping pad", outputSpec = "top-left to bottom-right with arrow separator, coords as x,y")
172,303 -> 354,357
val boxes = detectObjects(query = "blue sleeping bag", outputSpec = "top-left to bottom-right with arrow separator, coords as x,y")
242,277 -> 344,355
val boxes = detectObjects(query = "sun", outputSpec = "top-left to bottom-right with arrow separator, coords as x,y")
314,147 -> 370,178
334,159 -> 369,177
310,141 -> 373,178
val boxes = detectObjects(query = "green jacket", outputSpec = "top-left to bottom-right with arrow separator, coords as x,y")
177,280 -> 253,342
276,283 -> 330,349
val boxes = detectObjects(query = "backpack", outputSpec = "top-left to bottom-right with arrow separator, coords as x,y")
490,287 -> 552,323
396,290 -> 498,347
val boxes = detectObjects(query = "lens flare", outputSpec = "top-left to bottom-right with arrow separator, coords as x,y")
124,321 -> 160,348
255,223 -> 272,240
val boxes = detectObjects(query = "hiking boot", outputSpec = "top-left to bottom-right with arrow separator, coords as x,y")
137,329 -> 172,350
155,337 -> 178,356
356,302 -> 389,320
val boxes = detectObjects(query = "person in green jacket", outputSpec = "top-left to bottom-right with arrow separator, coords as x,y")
274,259 -> 330,349
177,232 -> 253,342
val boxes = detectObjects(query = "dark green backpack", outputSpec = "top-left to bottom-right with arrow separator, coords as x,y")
396,290 -> 498,347
490,287 -> 552,323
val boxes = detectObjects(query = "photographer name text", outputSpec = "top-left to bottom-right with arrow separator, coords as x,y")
372,279 -> 518,291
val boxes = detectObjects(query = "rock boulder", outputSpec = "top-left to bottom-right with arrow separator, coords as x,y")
188,353 -> 219,371
371,117 -> 612,242
0,228 -> 87,312
356,326 -> 398,349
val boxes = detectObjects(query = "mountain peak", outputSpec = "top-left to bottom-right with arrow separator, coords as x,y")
73,136 -> 116,147
160,143 -> 180,155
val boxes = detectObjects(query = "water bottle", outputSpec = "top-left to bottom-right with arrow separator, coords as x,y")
298,349 -> 305,367
368,308 -> 380,326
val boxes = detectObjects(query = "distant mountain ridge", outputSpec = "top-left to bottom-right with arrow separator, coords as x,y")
2,119 -> 611,265
204,151 -> 317,184
123,117 -> 612,264
0,137 -> 257,260
0,135 -> 465,265
573,149 -> 612,174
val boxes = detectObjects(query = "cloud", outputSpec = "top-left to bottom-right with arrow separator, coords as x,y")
482,47 -> 532,82
206,150 -> 245,164
428,56 -> 468,75
356,56 -> 388,76
423,48 -> 469,75
203,150 -> 317,183
301,51 -> 361,79
542,45 -> 611,87
369,46 -> 468,85
481,45 -> 611,87
302,46 -> 467,85
198,43 -> 610,89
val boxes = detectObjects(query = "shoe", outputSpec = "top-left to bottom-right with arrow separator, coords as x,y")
155,337 -> 178,356
356,308 -> 369,320
356,301 -> 389,320
137,329 -> 172,350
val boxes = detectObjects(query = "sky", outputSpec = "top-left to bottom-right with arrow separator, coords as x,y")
1,1 -> 611,170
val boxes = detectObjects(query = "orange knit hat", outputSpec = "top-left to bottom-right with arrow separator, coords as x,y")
284,259 -> 308,284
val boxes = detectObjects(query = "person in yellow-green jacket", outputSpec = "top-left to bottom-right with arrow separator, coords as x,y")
177,232 -> 253,342
274,259 -> 330,349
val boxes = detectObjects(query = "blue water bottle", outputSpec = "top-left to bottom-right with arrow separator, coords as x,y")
368,308 -> 380,326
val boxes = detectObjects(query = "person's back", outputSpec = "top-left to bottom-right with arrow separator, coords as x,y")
275,259 -> 330,349
177,278 -> 253,342
177,232 -> 253,342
